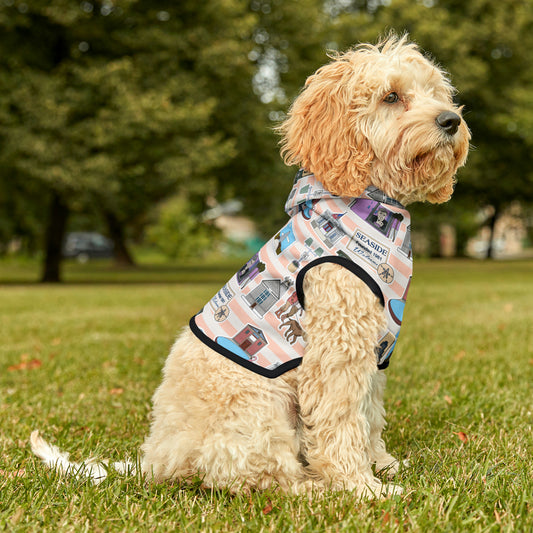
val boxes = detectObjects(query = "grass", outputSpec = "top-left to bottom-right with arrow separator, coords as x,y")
1,258 -> 532,532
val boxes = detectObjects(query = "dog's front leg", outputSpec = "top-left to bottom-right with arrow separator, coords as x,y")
366,370 -> 405,478
298,263 -> 402,498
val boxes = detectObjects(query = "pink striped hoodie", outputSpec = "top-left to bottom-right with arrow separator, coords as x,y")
190,170 -> 412,378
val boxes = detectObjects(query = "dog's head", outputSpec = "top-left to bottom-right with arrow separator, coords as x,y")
278,35 -> 470,205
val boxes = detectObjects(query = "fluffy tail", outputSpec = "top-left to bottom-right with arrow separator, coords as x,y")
30,430 -> 136,484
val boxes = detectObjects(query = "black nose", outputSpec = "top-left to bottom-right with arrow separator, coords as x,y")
436,111 -> 461,136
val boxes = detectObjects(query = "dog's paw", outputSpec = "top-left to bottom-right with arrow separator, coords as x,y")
357,480 -> 404,499
375,456 -> 409,479
382,483 -> 404,497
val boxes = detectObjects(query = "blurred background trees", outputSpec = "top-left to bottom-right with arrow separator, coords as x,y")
0,0 -> 532,281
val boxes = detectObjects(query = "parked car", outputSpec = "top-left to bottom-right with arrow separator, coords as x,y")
63,232 -> 114,263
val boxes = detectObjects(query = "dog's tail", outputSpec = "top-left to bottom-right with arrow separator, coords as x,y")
30,430 -> 136,484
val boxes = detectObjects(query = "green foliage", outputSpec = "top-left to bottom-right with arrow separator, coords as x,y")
0,0 -> 328,258
0,259 -> 532,530
146,196 -> 219,259
207,0 -> 328,237
0,1 -> 247,218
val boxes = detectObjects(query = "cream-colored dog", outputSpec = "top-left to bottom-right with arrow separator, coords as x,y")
32,35 -> 470,498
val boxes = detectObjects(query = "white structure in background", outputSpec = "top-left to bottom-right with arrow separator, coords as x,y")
203,200 -> 261,251
467,203 -> 529,258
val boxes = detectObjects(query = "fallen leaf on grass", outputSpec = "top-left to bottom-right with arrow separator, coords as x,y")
454,350 -> 466,361
454,431 -> 468,443
381,511 -> 400,526
8,358 -> 42,371
262,500 -> 273,515
444,395 -> 453,405
109,388 -> 124,395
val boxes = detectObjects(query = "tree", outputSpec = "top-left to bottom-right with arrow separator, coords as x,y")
0,1 -> 251,280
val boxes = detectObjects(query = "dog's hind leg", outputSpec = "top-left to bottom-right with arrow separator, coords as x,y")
297,263 -> 402,498
142,329 -> 310,493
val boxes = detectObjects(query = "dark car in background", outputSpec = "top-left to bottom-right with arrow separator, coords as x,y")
63,232 -> 114,263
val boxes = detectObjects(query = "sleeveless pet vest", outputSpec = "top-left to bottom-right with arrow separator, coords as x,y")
190,170 -> 413,378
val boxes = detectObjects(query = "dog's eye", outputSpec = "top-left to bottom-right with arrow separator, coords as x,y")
383,92 -> 399,104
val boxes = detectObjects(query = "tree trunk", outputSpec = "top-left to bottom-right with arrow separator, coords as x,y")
41,192 -> 69,283
104,210 -> 135,266
486,205 -> 500,259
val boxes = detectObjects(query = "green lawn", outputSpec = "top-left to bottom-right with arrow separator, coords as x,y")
1,259 -> 532,532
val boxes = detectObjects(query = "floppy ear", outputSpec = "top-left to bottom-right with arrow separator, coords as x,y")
278,56 -> 374,197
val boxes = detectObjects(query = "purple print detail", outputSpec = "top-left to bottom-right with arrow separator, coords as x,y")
350,199 -> 404,240
237,253 -> 265,288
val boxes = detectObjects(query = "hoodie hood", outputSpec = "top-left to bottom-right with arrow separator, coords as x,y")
284,171 -> 338,218
284,170 -> 405,218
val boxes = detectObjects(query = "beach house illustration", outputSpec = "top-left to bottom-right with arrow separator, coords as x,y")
311,210 -> 345,248
232,324 -> 268,358
244,278 -> 291,317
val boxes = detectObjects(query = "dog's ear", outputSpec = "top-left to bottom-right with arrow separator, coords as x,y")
278,57 -> 374,197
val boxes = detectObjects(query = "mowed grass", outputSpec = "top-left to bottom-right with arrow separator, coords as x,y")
1,259 -> 532,532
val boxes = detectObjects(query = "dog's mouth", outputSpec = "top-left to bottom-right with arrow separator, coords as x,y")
372,116 -> 470,204
411,130 -> 468,171
411,152 -> 429,170
407,146 -> 460,203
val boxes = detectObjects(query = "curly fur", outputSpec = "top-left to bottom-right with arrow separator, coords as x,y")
31,35 -> 470,498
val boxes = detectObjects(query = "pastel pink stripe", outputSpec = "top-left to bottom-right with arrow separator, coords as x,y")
255,353 -> 273,368
230,298 -> 256,329
389,280 -> 405,299
388,251 -> 411,278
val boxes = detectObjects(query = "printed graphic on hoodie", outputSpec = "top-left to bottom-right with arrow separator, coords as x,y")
190,170 -> 413,378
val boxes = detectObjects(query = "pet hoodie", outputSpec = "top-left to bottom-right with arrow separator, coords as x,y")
190,170 -> 413,378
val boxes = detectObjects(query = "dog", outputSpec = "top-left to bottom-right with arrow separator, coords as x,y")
31,34 -> 470,498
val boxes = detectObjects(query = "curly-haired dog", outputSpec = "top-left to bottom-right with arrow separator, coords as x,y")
31,35 -> 469,497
